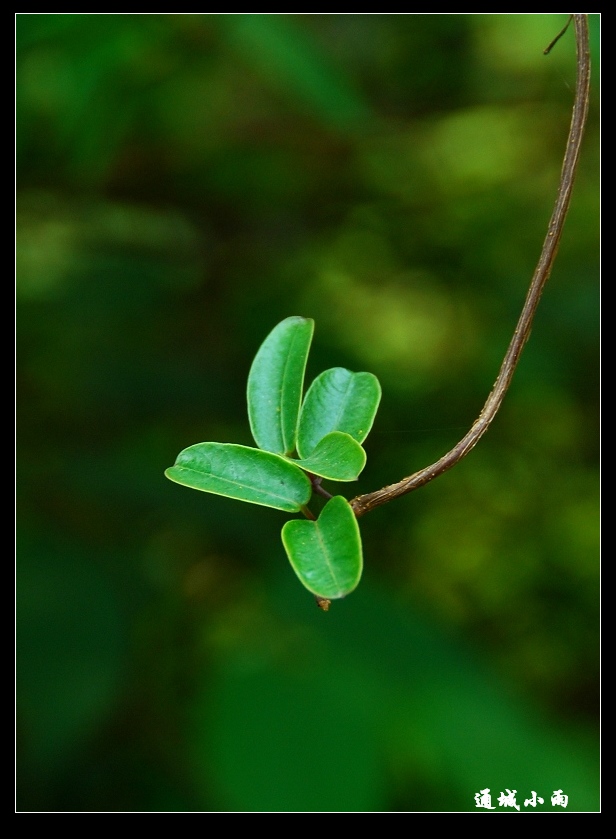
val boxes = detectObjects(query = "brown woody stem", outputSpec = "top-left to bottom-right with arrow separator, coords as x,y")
351,14 -> 591,519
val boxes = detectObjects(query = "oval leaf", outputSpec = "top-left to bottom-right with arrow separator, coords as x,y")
291,431 -> 366,481
297,367 -> 381,458
281,496 -> 363,600
247,316 -> 314,455
165,442 -> 312,512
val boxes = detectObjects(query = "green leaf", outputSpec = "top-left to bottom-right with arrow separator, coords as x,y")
165,442 -> 312,512
281,496 -> 363,600
297,367 -> 381,459
291,431 -> 366,481
247,316 -> 314,456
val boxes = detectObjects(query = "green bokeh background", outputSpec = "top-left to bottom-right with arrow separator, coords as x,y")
16,14 -> 599,812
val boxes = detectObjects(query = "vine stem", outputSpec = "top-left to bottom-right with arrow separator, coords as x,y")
351,14 -> 591,519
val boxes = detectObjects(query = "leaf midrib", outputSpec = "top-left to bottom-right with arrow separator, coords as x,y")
315,520 -> 343,598
171,464 -> 304,504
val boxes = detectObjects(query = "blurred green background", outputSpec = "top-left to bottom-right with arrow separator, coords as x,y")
16,14 -> 599,812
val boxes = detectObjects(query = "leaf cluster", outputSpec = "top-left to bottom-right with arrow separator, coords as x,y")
165,317 -> 381,603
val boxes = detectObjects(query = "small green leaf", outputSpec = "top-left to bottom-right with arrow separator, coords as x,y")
281,496 -> 363,600
247,316 -> 314,456
297,367 -> 381,458
165,442 -> 312,512
291,431 -> 366,481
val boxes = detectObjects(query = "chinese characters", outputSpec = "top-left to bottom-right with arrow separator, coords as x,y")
474,789 -> 568,810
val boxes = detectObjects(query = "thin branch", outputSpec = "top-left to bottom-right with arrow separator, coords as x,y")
544,14 -> 573,54
300,504 -> 317,521
351,14 -> 591,519
311,476 -> 334,501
